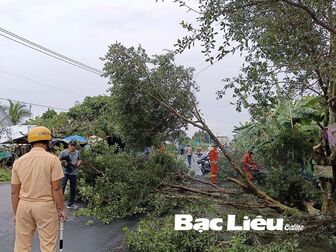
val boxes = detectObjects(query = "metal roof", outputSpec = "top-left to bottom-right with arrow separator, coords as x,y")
0,125 -> 34,144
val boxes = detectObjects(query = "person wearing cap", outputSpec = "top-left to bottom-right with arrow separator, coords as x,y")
242,148 -> 257,180
59,140 -> 82,209
209,143 -> 220,184
11,126 -> 66,252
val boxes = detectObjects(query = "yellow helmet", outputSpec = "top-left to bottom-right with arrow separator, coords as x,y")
27,126 -> 52,143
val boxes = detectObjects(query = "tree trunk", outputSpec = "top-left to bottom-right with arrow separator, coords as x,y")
203,123 -> 302,216
148,62 -> 303,216
325,0 -> 336,217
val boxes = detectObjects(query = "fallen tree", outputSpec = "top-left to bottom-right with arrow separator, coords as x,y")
102,43 -> 305,216
157,94 -> 301,214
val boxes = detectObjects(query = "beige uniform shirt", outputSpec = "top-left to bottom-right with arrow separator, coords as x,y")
11,147 -> 64,202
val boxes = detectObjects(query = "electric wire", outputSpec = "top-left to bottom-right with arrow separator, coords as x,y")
0,27 -> 102,74
0,32 -> 102,75
193,60 -> 219,80
0,27 -> 218,112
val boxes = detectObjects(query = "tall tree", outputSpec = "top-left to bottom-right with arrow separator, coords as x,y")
67,96 -> 116,137
27,109 -> 70,135
102,43 -> 196,149
28,97 -> 117,137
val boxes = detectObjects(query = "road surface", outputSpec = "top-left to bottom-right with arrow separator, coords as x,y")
0,183 -> 138,252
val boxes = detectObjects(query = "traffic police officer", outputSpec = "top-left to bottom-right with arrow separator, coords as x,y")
11,126 -> 67,252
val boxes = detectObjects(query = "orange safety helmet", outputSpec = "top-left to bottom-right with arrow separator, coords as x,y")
27,126 -> 52,143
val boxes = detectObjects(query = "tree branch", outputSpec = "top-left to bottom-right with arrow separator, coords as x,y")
227,177 -> 249,190
162,194 -> 268,208
181,2 -> 202,14
178,172 -> 238,194
170,184 -> 224,197
280,0 -> 336,35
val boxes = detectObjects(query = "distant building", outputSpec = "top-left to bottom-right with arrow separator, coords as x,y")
216,136 -> 229,146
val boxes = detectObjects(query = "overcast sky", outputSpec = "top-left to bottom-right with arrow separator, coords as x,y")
0,0 -> 250,138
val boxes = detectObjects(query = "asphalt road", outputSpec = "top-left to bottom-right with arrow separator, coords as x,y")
0,183 -> 138,252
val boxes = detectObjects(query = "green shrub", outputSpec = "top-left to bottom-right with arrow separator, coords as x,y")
227,233 -> 300,252
0,167 -> 11,182
76,143 -> 185,223
124,217 -> 221,252
124,203 -> 224,252
264,164 -> 321,210
124,214 -> 300,252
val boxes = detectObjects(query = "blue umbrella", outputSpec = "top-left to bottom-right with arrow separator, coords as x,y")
63,135 -> 88,144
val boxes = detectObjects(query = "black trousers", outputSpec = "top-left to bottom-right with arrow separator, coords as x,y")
61,174 -> 77,206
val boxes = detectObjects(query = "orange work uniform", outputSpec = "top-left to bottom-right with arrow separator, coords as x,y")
11,147 -> 64,252
209,147 -> 219,184
159,145 -> 165,153
242,152 -> 257,180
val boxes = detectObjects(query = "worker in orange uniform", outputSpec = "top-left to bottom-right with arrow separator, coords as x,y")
11,126 -> 67,252
242,148 -> 257,180
159,143 -> 165,153
209,143 -> 219,184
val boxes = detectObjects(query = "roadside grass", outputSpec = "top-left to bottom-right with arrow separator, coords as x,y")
0,166 -> 11,182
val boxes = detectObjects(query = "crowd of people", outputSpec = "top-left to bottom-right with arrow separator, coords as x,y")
179,143 -> 220,184
178,142 -> 259,185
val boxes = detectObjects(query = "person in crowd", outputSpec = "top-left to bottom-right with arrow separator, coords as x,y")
185,144 -> 193,167
180,143 -> 185,156
242,148 -> 257,180
159,143 -> 166,153
59,140 -> 82,209
209,143 -> 219,184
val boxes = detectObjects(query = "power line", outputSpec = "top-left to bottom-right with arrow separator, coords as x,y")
0,97 -> 68,111
0,28 -> 102,75
193,61 -> 210,71
0,68 -> 85,98
0,27 -> 102,74
193,60 -> 219,80
0,33 -> 101,75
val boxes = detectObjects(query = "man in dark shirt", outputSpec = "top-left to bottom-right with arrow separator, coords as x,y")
59,140 -> 82,209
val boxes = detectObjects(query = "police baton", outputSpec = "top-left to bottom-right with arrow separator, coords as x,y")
59,221 -> 64,252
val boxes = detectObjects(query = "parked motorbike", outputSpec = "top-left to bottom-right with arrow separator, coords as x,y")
196,153 -> 211,175
250,166 -> 267,185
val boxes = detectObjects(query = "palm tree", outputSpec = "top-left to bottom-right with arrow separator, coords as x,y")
7,100 -> 31,125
